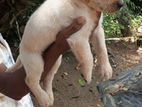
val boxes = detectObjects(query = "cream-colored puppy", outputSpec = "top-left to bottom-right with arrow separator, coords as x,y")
7,0 -> 123,106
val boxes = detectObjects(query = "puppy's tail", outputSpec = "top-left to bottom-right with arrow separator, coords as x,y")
6,56 -> 22,72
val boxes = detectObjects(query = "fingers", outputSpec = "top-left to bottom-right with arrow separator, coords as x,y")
55,17 -> 86,52
0,63 -> 7,73
56,17 -> 86,40
67,16 -> 86,35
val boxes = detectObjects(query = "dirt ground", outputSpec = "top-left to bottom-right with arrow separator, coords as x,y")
33,41 -> 142,107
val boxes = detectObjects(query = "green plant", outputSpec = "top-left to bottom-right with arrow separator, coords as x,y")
126,0 -> 142,15
131,16 -> 142,31
103,13 -> 123,37
103,0 -> 138,37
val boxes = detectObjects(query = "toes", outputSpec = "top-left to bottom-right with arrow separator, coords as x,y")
99,64 -> 113,80
37,94 -> 52,107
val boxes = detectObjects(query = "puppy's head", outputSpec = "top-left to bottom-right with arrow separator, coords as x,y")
87,0 -> 124,12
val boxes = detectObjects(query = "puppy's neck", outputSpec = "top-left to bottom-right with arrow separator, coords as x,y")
73,0 -> 101,14
73,0 -> 100,12
72,0 -> 102,25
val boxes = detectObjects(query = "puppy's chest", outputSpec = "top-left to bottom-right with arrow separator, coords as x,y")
60,9 -> 101,39
72,12 -> 101,39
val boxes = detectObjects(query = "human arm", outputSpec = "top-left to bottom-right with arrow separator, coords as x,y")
0,17 -> 85,100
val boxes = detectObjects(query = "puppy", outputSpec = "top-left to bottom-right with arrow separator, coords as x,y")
7,0 -> 123,106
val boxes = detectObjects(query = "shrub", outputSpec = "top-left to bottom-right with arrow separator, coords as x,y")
103,13 -> 123,37
131,16 -> 142,31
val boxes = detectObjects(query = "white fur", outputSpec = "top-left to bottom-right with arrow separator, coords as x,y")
7,0 -> 123,106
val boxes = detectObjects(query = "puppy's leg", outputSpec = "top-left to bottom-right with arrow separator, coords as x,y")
67,38 -> 93,83
91,26 -> 112,80
6,56 -> 22,72
20,52 -> 51,107
43,55 -> 62,106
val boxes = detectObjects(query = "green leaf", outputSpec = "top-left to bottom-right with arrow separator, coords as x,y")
78,79 -> 86,87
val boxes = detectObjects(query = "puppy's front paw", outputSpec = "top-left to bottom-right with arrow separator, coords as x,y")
78,64 -> 93,84
99,63 -> 113,80
37,92 -> 53,107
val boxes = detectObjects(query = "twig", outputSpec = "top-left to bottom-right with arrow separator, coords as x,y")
105,36 -> 137,42
7,0 -> 22,40
15,19 -> 21,40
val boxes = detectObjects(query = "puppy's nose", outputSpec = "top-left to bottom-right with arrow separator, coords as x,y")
117,1 -> 124,8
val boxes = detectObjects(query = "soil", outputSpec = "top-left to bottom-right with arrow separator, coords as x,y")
33,41 -> 142,107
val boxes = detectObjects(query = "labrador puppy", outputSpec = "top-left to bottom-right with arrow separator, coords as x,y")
7,0 -> 123,106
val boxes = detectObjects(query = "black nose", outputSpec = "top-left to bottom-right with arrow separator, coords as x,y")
117,2 -> 124,8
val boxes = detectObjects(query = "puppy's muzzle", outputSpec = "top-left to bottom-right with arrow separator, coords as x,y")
116,1 -> 124,9
115,1 -> 124,10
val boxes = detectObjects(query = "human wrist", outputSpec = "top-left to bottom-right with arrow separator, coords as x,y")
54,43 -> 69,54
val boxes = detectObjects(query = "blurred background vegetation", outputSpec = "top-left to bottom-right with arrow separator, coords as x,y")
103,0 -> 142,37
0,0 -> 142,58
